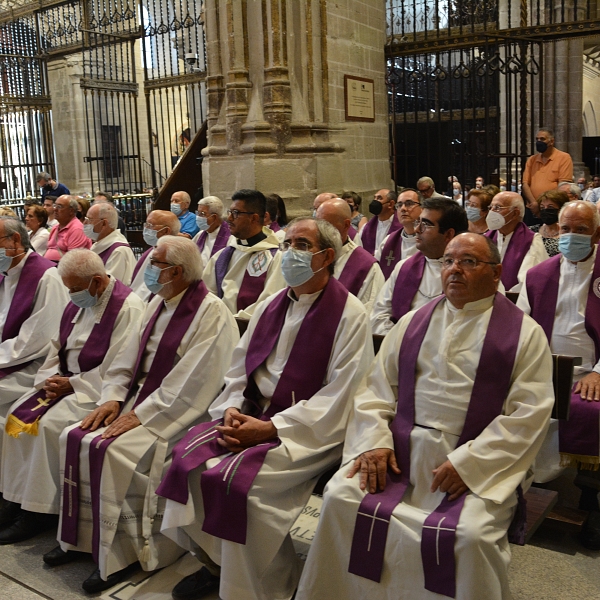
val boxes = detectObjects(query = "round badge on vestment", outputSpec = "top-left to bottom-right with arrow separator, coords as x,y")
594,277 -> 600,299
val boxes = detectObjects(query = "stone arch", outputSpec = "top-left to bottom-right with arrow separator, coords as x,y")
583,101 -> 598,137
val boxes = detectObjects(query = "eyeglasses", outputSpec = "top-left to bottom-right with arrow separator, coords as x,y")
280,241 -> 314,252
396,200 -> 421,209
83,217 -> 103,225
489,204 -> 512,213
53,204 -> 68,211
149,258 -> 175,268
439,256 -> 498,270
413,219 -> 436,231
195,210 -> 210,217
227,209 -> 255,220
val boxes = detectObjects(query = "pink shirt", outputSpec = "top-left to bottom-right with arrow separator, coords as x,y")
44,218 -> 92,261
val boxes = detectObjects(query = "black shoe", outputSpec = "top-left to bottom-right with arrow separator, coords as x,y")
82,562 -> 140,594
579,487 -> 600,512
172,567 -> 220,600
43,545 -> 87,567
0,500 -> 21,529
0,512 -> 57,544
581,510 -> 600,550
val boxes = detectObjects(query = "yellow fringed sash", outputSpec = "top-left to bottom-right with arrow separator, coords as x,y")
4,413 -> 40,438
560,452 -> 600,471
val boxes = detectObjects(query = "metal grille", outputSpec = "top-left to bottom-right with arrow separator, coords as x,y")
0,16 -> 54,202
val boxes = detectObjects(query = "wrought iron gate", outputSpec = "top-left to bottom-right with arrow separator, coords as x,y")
385,0 -> 598,192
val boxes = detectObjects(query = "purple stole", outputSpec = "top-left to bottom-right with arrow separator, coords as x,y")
269,222 -> 280,233
485,222 -> 534,290
338,246 -> 377,297
390,252 -> 427,323
60,280 -> 209,558
348,225 -> 357,240
5,280 -> 132,438
131,247 -> 153,282
215,245 -> 278,312
196,222 -> 232,257
526,252 -> 600,466
156,277 -> 349,545
360,213 -> 401,256
0,253 -> 55,378
348,293 -> 524,597
96,242 -> 130,265
379,226 -> 405,280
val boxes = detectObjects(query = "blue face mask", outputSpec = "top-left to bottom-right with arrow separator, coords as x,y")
143,226 -> 166,247
144,263 -> 173,294
558,233 -> 593,262
70,278 -> 98,309
171,203 -> 183,216
466,206 -> 481,222
281,247 -> 326,287
196,215 -> 209,231
0,248 -> 14,272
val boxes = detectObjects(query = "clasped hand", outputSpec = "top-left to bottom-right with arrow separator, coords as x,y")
79,400 -> 141,439
43,375 -> 73,400
215,407 -> 277,453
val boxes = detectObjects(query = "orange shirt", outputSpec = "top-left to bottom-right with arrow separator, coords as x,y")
523,148 -> 573,200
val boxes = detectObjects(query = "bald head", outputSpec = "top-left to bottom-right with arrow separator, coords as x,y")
559,200 -> 600,231
316,199 -> 352,242
147,209 -> 181,236
313,193 -> 338,211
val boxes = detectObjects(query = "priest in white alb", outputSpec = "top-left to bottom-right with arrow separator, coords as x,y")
84,202 -> 136,285
202,189 -> 285,319
517,200 -> 600,549
0,218 -> 69,416
159,218 -> 373,600
130,210 -> 181,301
192,196 -> 234,266
297,233 -> 554,600
0,250 -> 145,544
371,198 -> 468,335
50,236 -> 239,594
316,198 -> 384,313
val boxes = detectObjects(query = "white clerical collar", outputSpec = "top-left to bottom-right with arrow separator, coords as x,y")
163,286 -> 187,309
401,229 -> 416,239
287,286 -> 323,304
447,294 -> 495,314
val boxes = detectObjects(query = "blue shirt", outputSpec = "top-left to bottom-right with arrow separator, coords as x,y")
41,182 -> 70,202
178,210 -> 200,237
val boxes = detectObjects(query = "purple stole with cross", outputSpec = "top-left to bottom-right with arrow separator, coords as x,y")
156,277 -> 349,545
360,213 -> 401,256
96,242 -> 130,265
485,222 -> 534,290
215,245 -> 278,312
5,280 -> 132,438
379,226 -> 406,280
196,222 -> 232,257
60,280 -> 209,558
0,252 -> 55,378
338,246 -> 377,297
526,252 -> 600,467
131,247 -> 152,282
390,251 -> 427,323
348,293 -> 524,597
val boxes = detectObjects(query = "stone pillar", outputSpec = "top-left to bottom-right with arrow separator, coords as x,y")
201,0 -> 390,213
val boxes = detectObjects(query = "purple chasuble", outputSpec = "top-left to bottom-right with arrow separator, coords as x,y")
485,222 -> 534,290
196,222 -> 232,257
60,280 -> 209,555
338,246 -> 377,297
269,222 -> 281,233
6,280 -> 132,435
360,213 -> 401,256
157,278 -> 349,545
526,252 -> 600,463
390,252 -> 427,323
379,226 -> 406,280
131,247 -> 153,281
96,242 -> 130,265
214,245 -> 278,312
349,293 -> 524,598
348,225 -> 357,240
0,253 -> 55,378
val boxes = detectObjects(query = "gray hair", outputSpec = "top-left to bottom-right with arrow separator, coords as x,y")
156,235 -> 203,283
60,195 -> 80,212
417,176 -> 435,189
287,217 -> 343,275
148,209 -> 181,235
558,182 -> 582,199
36,172 -> 51,182
559,200 -> 600,230
57,249 -> 106,280
198,195 -> 224,218
509,194 -> 526,218
1,217 -> 31,251
93,202 -> 118,229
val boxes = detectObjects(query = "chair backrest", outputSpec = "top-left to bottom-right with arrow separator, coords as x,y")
372,334 -> 581,421
235,317 -> 249,336
506,292 -> 519,304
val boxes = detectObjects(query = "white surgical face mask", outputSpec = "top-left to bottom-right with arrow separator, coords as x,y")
83,223 -> 100,241
486,210 -> 511,231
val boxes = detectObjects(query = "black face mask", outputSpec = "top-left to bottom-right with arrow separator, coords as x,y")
536,140 -> 548,154
369,200 -> 383,216
539,208 -> 559,225
43,184 -> 53,192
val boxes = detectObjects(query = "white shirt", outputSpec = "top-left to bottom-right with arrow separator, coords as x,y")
517,247 -> 600,377
333,240 -> 384,314
370,255 -> 443,335
191,224 -> 236,268
130,251 -> 153,302
374,228 -> 418,262
29,228 -> 49,255
355,215 -> 395,251
91,230 -> 136,285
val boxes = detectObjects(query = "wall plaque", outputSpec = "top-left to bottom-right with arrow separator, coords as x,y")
344,75 -> 375,122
